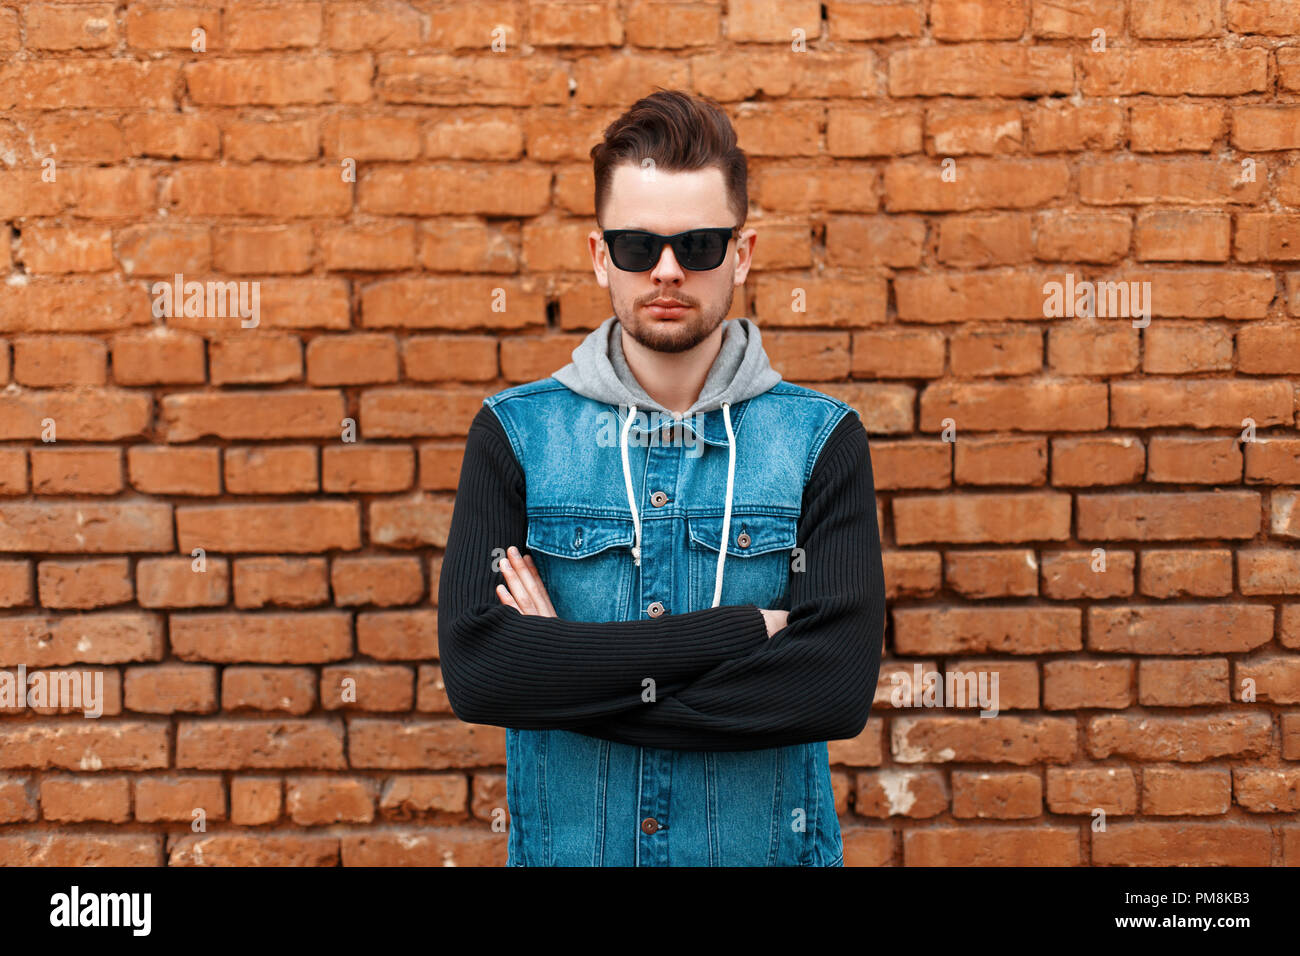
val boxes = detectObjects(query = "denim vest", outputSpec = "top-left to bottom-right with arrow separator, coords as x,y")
485,377 -> 855,866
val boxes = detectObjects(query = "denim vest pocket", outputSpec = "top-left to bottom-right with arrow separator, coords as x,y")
686,511 -> 798,613
526,513 -> 636,622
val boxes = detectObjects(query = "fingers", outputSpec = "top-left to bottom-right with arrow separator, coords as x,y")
521,554 -> 557,616
507,546 -> 554,617
498,549 -> 538,614
495,583 -> 521,612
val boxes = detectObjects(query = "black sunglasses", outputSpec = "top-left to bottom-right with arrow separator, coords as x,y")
601,226 -> 739,272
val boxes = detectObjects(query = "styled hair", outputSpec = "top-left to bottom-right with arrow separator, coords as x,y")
590,88 -> 748,229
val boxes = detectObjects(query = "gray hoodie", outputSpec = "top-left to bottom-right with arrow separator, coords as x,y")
552,314 -> 782,417
551,313 -> 783,606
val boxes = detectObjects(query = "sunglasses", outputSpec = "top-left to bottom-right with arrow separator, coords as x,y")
601,226 -> 739,272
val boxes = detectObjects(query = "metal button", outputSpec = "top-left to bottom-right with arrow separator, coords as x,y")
647,601 -> 665,617
737,531 -> 751,548
641,817 -> 660,834
650,491 -> 668,507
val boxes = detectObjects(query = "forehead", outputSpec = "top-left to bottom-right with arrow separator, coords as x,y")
604,163 -> 732,230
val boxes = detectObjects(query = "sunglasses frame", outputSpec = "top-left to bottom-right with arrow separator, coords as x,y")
600,226 -> 740,273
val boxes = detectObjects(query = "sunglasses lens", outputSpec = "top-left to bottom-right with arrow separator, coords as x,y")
677,231 -> 728,269
610,234 -> 658,271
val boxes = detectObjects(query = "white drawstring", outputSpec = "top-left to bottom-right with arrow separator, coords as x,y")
712,401 -> 735,608
620,404 -> 642,566
619,400 -> 736,606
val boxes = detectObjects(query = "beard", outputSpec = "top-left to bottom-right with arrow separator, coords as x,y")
612,283 -> 735,354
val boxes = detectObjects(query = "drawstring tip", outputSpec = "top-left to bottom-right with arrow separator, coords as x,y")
631,545 -> 641,566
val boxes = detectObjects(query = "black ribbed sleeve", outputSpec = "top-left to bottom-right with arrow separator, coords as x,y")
569,411 -> 886,751
436,404 -> 771,730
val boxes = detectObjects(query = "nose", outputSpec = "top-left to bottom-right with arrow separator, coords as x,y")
649,241 -> 685,281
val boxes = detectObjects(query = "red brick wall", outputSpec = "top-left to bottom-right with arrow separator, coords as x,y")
1,0 -> 1298,866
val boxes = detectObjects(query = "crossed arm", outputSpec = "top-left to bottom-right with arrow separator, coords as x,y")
436,404 -> 885,752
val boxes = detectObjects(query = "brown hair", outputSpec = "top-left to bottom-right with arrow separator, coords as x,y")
590,88 -> 748,229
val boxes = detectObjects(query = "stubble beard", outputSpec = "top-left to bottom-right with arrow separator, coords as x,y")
614,283 -> 735,354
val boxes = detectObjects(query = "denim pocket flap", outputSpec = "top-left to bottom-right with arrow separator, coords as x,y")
686,511 -> 798,557
526,513 -> 636,559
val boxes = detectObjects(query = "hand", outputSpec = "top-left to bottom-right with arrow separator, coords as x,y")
759,608 -> 788,638
495,545 -> 557,617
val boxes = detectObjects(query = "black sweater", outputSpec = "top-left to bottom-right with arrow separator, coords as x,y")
436,401 -> 886,753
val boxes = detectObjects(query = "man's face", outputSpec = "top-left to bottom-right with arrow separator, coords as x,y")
589,164 -> 755,354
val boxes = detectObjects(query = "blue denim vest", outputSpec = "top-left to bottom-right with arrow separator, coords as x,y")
485,377 -> 855,866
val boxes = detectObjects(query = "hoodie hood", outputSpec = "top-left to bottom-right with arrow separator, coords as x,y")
553,315 -> 782,417
551,314 -> 783,609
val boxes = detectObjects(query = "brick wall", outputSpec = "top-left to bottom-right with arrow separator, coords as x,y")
0,0 -> 1298,866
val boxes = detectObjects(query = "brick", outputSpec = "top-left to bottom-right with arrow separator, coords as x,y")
944,550 -> 1038,598
1139,659 -> 1230,706
889,46 -> 1071,97
30,447 -> 123,495
0,722 -> 169,770
348,719 -> 506,769
162,390 -> 343,441
170,834 -> 338,865
1131,103 -> 1224,153
893,607 -> 1080,654
1079,489 -> 1261,540
137,557 -> 230,608
1139,549 -> 1234,598
855,769 -> 948,818
894,491 -> 1072,544
321,664 -> 415,712
1142,325 -> 1233,374
1043,660 -> 1133,710
1142,767 -> 1231,815
1090,605 -> 1273,654
0,391 -> 149,442
170,612 -> 352,663
1045,767 -> 1136,815
893,716 -> 1076,765
905,826 -> 1079,865
224,446 -> 319,495
1040,549 -> 1134,600
134,776 -> 225,822
222,666 -> 317,714
286,776 -> 375,824
40,776 -> 131,823
233,557 -> 329,608
0,612 -> 163,667
1094,824 -> 1269,866
124,664 -> 219,714
331,556 -> 425,607
176,719 -> 346,769
1088,713 -> 1271,761
176,501 -> 361,553
37,558 -> 132,609
231,777 -> 281,825
322,445 -> 416,493
379,774 -> 467,819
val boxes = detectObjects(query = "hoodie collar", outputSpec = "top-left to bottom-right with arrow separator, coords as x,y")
552,315 -> 782,421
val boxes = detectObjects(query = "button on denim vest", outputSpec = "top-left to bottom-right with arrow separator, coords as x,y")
485,377 -> 855,866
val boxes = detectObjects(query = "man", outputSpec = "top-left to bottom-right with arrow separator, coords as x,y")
437,88 -> 886,867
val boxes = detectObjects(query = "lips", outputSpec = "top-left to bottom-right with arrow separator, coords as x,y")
645,300 -> 690,318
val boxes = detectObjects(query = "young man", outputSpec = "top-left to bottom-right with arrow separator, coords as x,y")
437,89 -> 886,867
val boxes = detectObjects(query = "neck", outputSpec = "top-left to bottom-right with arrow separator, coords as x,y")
620,324 -> 724,417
